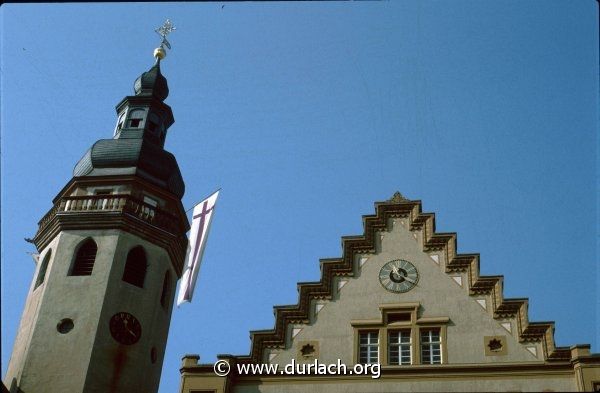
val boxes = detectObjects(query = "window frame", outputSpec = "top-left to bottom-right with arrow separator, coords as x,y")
122,246 -> 148,289
69,238 -> 98,276
160,270 -> 171,310
388,329 -> 412,365
146,112 -> 162,136
352,303 -> 448,366
420,328 -> 442,365
357,330 -> 380,364
127,108 -> 145,129
142,194 -> 160,220
34,250 -> 52,290
115,112 -> 125,135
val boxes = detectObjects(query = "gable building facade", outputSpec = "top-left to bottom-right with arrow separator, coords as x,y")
180,193 -> 600,392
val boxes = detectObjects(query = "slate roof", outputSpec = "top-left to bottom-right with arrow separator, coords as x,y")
73,138 -> 185,198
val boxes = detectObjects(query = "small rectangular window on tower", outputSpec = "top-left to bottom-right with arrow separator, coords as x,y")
143,196 -> 158,207
142,195 -> 158,220
94,189 -> 113,210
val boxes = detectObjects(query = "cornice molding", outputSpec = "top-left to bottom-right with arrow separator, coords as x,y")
34,210 -> 187,276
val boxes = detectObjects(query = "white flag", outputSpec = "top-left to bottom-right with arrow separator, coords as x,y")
177,190 -> 220,306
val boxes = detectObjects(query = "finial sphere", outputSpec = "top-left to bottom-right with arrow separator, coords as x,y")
154,47 -> 166,60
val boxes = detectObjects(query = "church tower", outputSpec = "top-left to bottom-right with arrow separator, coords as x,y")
4,22 -> 188,393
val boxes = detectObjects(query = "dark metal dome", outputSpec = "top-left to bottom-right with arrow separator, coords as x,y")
73,138 -> 185,198
133,62 -> 169,101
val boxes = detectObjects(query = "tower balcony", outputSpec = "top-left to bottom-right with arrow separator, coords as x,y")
37,194 -> 182,234
34,193 -> 188,276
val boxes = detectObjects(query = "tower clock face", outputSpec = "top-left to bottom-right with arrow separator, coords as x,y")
379,259 -> 419,293
109,312 -> 142,345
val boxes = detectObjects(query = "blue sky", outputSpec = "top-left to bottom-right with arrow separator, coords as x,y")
1,2 -> 598,392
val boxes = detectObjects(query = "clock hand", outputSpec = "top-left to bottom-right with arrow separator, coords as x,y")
123,319 -> 137,337
403,276 -> 416,284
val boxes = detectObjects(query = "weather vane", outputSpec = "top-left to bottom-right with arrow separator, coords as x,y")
153,19 -> 176,61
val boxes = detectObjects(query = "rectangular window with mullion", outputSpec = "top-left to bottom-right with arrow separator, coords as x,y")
420,329 -> 442,364
388,330 -> 411,365
358,331 -> 379,364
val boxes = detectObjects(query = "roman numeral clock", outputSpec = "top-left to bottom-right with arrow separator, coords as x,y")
379,259 -> 419,293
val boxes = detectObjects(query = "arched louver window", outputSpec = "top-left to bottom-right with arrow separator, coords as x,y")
160,270 -> 171,309
34,250 -> 52,289
115,112 -> 125,135
70,239 -> 97,276
128,109 -> 145,128
122,246 -> 147,288
147,112 -> 161,135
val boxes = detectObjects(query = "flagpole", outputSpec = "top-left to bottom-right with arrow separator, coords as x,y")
184,187 -> 222,213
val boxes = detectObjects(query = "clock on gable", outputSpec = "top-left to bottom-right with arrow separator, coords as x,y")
379,259 -> 419,293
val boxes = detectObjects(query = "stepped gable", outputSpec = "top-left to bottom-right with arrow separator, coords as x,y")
235,192 -> 572,364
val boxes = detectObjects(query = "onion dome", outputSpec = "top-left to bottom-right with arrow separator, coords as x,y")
133,61 -> 169,101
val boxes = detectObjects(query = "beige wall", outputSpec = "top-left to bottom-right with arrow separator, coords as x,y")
84,230 -> 177,392
4,235 -> 63,391
4,229 -> 177,393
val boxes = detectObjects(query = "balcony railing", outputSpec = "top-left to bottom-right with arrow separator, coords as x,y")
37,194 -> 182,236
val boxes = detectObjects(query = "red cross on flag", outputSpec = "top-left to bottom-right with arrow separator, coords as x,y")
177,189 -> 220,306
